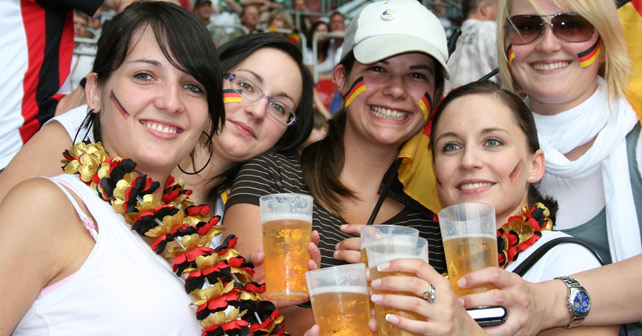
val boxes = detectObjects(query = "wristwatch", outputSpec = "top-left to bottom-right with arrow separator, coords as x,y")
555,276 -> 591,328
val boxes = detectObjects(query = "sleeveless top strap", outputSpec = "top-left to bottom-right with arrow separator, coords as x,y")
47,177 -> 98,241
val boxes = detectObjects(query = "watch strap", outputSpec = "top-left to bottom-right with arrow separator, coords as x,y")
555,276 -> 590,328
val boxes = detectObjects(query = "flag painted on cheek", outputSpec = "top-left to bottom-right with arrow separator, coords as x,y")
578,37 -> 602,68
509,160 -> 523,182
110,90 -> 129,120
223,89 -> 242,104
418,92 -> 432,121
506,44 -> 515,68
344,76 -> 366,108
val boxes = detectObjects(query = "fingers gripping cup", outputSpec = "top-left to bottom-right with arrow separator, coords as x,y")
305,264 -> 372,336
367,236 -> 428,336
438,202 -> 498,297
260,193 -> 313,299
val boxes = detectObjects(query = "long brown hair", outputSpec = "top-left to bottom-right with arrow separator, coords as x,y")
301,52 -> 445,215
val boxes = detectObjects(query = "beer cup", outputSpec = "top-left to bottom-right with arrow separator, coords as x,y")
359,225 -> 419,267
438,202 -> 498,297
305,264 -> 372,336
367,236 -> 428,336
260,193 -> 313,299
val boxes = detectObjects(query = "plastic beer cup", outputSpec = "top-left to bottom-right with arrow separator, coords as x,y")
438,202 -> 498,297
367,236 -> 428,336
359,225 -> 419,267
305,264 -> 372,336
260,193 -> 313,299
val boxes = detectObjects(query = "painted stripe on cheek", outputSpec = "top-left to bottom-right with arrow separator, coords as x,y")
110,90 -> 129,120
223,89 -> 242,104
509,160 -> 523,182
344,76 -> 366,108
506,44 -> 515,69
417,92 -> 432,121
578,38 -> 602,68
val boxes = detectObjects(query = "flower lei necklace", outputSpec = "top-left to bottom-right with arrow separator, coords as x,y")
62,142 -> 288,336
497,203 -> 553,268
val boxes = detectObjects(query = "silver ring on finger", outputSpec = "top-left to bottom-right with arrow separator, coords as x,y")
422,283 -> 436,303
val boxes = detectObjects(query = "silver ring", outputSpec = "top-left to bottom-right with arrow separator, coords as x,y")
422,283 -> 436,303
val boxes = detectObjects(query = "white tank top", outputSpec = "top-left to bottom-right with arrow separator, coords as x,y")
13,174 -> 203,335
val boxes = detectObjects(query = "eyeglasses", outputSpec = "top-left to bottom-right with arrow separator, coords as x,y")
224,73 -> 297,126
505,12 -> 595,45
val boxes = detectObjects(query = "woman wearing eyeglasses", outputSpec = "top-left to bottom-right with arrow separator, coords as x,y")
451,0 -> 642,334
223,1 -> 449,334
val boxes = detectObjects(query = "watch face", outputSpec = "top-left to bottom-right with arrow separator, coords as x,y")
572,291 -> 591,314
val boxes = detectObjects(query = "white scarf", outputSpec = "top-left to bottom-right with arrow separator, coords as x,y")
531,77 -> 641,262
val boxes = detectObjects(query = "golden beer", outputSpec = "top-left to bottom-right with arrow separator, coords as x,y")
360,248 -> 368,266
310,286 -> 372,336
369,266 -> 424,336
444,234 -> 498,297
262,215 -> 311,299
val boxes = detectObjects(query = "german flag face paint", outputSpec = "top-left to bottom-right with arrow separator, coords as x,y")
578,37 -> 602,68
417,92 -> 432,121
509,160 -> 523,182
223,89 -> 242,104
110,90 -> 129,120
506,44 -> 515,69
343,76 -> 366,108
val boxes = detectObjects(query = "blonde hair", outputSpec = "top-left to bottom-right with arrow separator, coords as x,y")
497,0 -> 630,105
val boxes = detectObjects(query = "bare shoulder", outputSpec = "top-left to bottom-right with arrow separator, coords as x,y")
1,178 -> 79,232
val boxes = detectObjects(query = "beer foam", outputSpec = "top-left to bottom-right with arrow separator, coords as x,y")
309,285 -> 368,296
261,212 -> 311,223
368,253 -> 426,267
443,233 -> 496,241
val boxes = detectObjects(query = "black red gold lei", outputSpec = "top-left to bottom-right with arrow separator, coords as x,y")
497,203 -> 553,268
62,142 -> 288,336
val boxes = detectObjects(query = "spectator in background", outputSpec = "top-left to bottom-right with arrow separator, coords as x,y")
303,21 -> 336,79
292,0 -> 313,37
240,3 -> 262,33
328,11 -> 346,65
445,0 -> 499,90
267,9 -> 299,44
432,0 -> 453,36
267,8 -> 294,31
0,0 -> 132,171
193,0 -> 213,26
69,10 -> 97,91
87,7 -> 103,36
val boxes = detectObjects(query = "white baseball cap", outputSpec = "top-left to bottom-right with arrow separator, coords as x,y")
340,0 -> 450,79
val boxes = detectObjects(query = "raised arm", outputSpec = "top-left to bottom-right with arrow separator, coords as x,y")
459,259 -> 641,336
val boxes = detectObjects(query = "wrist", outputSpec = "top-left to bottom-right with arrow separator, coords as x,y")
539,279 -> 572,329
554,276 -> 591,328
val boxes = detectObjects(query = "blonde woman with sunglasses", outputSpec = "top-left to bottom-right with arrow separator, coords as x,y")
454,0 -> 642,334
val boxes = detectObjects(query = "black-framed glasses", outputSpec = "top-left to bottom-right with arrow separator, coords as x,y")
505,12 -> 595,45
224,73 -> 297,126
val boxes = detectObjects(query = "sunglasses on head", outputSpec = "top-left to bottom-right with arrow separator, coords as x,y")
505,12 -> 595,45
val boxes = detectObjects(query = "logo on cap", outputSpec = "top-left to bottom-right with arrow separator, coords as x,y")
381,9 -> 396,21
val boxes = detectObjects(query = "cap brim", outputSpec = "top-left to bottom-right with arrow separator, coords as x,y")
353,34 -> 450,80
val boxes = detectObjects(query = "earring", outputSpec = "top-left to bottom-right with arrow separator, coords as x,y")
529,176 -> 534,181
178,131 -> 213,175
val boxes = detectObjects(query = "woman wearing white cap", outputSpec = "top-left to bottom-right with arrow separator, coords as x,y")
223,0 -> 450,333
